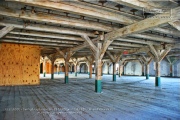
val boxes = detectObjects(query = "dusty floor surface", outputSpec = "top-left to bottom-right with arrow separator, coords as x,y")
0,73 -> 180,120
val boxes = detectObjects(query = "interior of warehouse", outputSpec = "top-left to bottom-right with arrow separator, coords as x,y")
0,0 -> 180,119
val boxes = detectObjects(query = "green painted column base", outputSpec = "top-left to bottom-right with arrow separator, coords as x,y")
108,72 -> 109,74
75,72 -> 77,77
95,80 -> 102,93
170,73 -> 172,77
51,74 -> 54,80
113,74 -> 116,81
101,73 -> 103,76
155,77 -> 161,86
146,74 -> 149,79
142,72 -> 144,76
43,72 -> 46,77
88,72 -> 90,75
65,76 -> 68,84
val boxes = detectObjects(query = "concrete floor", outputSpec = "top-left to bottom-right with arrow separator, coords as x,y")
0,73 -> 180,120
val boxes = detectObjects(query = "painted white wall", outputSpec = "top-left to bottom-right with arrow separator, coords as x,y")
161,60 -> 170,76
103,62 -> 108,74
125,61 -> 142,75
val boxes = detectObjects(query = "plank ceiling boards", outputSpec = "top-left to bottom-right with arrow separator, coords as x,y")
0,0 -> 179,61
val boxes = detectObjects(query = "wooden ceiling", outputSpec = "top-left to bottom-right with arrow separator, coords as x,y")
0,0 -> 180,61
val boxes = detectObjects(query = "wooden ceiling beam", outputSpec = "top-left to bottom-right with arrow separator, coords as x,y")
153,27 -> 180,37
1,39 -> 74,47
111,42 -> 144,47
110,0 -> 161,11
116,37 -> 160,45
130,33 -> 177,43
0,26 -> 14,38
0,20 -> 96,37
9,31 -> 84,41
0,6 -> 115,32
100,6 -> 180,59
7,0 -> 135,24
169,20 -> 180,31
5,36 -> 80,45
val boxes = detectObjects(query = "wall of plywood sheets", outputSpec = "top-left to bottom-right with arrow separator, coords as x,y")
0,43 -> 40,86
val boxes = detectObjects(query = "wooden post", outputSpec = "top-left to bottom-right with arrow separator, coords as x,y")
51,60 -> 55,80
142,64 -> 145,76
86,63 -> 89,75
47,54 -> 57,80
122,65 -> 125,75
64,60 -> 69,83
95,59 -> 102,93
149,45 -> 171,86
43,59 -> 46,77
166,56 -> 177,77
57,64 -> 60,75
107,64 -> 110,74
74,64 -> 77,77
146,64 -> 150,79
113,62 -> 116,81
56,49 -> 75,83
101,62 -> 104,76
119,64 -> 123,77
70,64 -> 73,74
89,62 -> 92,78
155,62 -> 161,86
118,63 -> 121,77
106,51 -> 122,81
170,64 -> 173,77
95,42 -> 102,93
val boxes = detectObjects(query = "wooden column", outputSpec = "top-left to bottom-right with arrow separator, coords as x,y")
86,63 -> 89,75
70,64 -> 73,74
48,54 -> 56,80
118,63 -> 121,77
101,62 -> 104,76
51,60 -> 55,80
56,49 -> 74,84
142,64 -> 145,76
119,64 -> 123,77
74,64 -> 77,77
71,58 -> 79,77
79,64 -> 82,73
170,64 -> 173,77
166,56 -> 178,77
60,65 -> 62,74
95,58 -> 102,93
107,64 -> 110,74
43,59 -> 46,77
95,42 -> 102,93
146,64 -> 150,79
85,56 -> 94,78
122,65 -> 124,75
112,62 -> 116,81
106,51 -> 122,81
64,60 -> 69,83
89,62 -> 92,78
155,62 -> 161,86
149,44 -> 171,87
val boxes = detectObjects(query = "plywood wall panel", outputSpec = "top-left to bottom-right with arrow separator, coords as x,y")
0,43 -> 40,86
